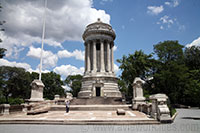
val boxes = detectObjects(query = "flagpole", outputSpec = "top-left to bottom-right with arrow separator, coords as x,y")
39,0 -> 47,81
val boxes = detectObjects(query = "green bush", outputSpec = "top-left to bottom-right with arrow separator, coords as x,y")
0,98 -> 24,105
8,98 -> 24,105
0,98 -> 6,104
167,103 -> 176,116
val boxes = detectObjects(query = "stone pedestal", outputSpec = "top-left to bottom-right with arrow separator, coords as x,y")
149,94 -> 171,122
29,79 -> 44,102
132,77 -> 145,110
1,104 -> 10,115
54,95 -> 60,100
79,76 -> 121,98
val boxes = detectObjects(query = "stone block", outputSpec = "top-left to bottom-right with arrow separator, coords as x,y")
117,109 -> 125,115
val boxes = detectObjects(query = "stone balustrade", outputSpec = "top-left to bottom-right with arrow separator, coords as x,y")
136,93 -> 172,123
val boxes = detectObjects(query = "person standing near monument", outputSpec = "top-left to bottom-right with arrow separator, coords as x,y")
66,100 -> 70,113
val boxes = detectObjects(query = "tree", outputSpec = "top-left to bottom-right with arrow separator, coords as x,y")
153,40 -> 184,63
0,48 -> 6,58
183,69 -> 200,107
117,50 -> 155,97
183,46 -> 200,107
65,74 -> 82,97
0,66 -> 31,103
152,40 -> 188,104
184,46 -> 200,70
36,72 -> 65,100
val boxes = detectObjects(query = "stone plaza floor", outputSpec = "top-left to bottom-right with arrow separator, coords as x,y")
0,110 -> 157,125
0,109 -> 200,133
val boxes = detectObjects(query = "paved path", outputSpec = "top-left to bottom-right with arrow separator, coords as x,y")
0,109 -> 200,133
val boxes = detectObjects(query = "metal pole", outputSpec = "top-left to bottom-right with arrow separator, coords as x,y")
39,0 -> 47,81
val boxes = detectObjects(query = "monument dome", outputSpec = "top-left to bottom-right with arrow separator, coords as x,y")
82,18 -> 116,41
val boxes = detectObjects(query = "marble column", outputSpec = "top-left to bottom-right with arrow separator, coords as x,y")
86,42 -> 90,73
111,43 -> 114,73
84,43 -> 87,72
107,42 -> 110,72
100,41 -> 105,72
92,41 -> 97,72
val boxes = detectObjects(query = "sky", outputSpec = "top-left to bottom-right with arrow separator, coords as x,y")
0,0 -> 200,81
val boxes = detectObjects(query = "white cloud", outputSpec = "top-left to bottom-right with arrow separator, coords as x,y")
100,0 -> 113,5
156,15 -> 185,31
57,49 -> 85,61
0,59 -> 32,71
53,65 -> 84,78
0,58 -> 51,75
113,45 -> 117,51
186,37 -> 200,47
0,0 -> 110,58
160,15 -> 174,24
114,64 -> 119,74
62,85 -> 71,91
165,0 -> 180,7
147,5 -> 164,15
27,46 -> 58,68
157,15 -> 177,30
165,1 -> 170,5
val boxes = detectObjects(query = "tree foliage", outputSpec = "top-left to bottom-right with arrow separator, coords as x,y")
0,48 -> 6,58
30,72 -> 65,100
118,40 -> 200,107
65,74 -> 82,97
184,46 -> 200,70
153,40 -> 184,63
151,41 -> 188,103
0,67 -> 65,103
117,50 -> 155,97
0,66 -> 31,103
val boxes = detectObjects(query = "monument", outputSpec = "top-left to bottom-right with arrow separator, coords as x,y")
29,79 -> 44,102
78,18 -> 122,98
132,77 -> 145,110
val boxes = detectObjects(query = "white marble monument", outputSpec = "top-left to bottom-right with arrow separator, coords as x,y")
78,18 -> 122,98
29,79 -> 44,102
132,77 -> 146,110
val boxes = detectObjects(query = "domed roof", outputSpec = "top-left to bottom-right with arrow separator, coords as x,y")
82,18 -> 116,41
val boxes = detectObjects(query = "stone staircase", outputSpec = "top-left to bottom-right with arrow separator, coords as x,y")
50,97 -> 131,111
70,97 -> 125,105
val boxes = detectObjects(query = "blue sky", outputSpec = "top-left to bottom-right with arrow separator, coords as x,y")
0,0 -> 200,80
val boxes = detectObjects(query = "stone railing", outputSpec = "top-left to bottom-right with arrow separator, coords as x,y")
136,94 -> 172,123
138,102 -> 152,115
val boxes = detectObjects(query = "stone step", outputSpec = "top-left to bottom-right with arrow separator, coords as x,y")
50,104 -> 132,111
70,97 -> 125,105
